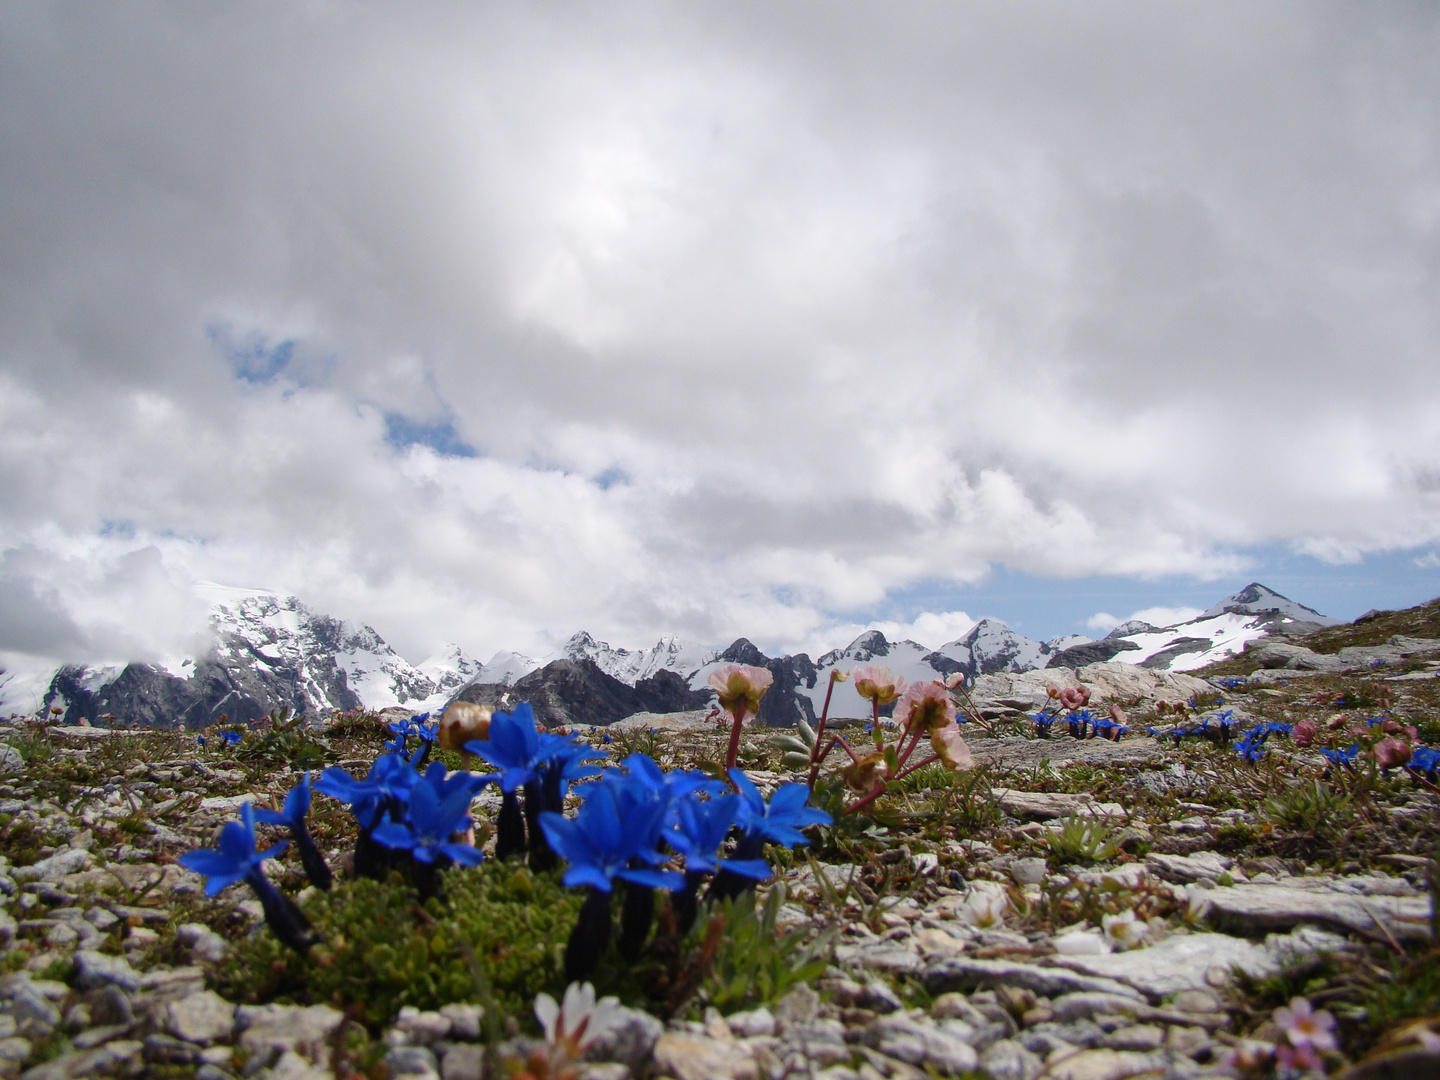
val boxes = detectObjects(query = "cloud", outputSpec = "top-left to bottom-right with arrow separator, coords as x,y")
1,5 -> 1438,667
1415,552 -> 1440,569
1127,606 -> 1206,629
1086,612 -> 1121,634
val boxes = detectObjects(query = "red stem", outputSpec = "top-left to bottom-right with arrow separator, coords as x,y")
844,778 -> 889,816
724,709 -> 745,771
807,674 -> 841,791
892,752 -> 939,782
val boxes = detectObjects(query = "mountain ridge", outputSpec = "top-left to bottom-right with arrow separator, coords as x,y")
3,580 -> 1346,729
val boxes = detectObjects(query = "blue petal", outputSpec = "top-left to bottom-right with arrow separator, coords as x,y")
562,864 -> 614,892
371,822 -> 417,850
617,867 -> 684,891
438,842 -> 486,866
719,857 -> 773,880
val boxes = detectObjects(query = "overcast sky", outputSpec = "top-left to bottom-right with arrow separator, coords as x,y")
2,2 -> 1438,671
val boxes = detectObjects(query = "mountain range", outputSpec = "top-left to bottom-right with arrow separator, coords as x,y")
1,581 -> 1341,729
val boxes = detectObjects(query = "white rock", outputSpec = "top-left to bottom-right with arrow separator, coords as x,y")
165,990 -> 236,1045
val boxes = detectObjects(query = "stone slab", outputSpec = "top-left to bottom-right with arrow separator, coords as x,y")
1199,882 -> 1433,942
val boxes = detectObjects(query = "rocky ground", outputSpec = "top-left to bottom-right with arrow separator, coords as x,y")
1,601 -> 1438,1080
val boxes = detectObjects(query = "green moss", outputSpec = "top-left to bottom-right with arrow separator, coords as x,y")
217,862 -> 582,1029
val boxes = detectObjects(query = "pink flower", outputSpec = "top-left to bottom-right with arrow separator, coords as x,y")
1290,719 -> 1318,747
1059,685 -> 1092,710
944,673 -> 965,690
1273,996 -> 1337,1052
930,723 -> 975,771
707,664 -> 773,723
895,680 -> 957,734
852,665 -> 908,706
1373,737 -> 1413,769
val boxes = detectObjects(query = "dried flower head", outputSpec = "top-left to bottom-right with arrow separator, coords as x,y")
439,701 -> 491,754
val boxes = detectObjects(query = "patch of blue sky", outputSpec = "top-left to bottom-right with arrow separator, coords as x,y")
591,467 -> 629,490
98,519 -> 136,539
839,543 -> 1440,645
383,413 -> 478,458
227,336 -> 293,384
207,323 -> 335,388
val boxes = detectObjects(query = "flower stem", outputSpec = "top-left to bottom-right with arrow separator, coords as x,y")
496,790 -> 525,860
844,779 -> 889,817
724,708 -> 745,771
245,868 -> 316,954
618,878 -> 655,961
565,886 -> 613,983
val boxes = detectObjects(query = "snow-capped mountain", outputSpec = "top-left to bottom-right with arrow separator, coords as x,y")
540,632 -> 714,686
417,644 -> 487,700
1047,583 -> 1344,672
30,585 -> 477,727
1200,582 -> 1341,625
475,650 -> 539,686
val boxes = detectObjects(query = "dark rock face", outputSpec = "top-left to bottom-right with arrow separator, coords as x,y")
453,658 -> 710,728
43,646 -> 357,730
714,639 -> 818,728
1045,639 -> 1141,670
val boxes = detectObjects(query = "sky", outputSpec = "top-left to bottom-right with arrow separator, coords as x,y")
1,2 -> 1439,673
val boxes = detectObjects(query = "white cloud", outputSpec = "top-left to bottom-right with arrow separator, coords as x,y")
1,5 -> 1439,668
1086,612 -> 1121,634
1127,606 -> 1207,629
1415,552 -> 1440,569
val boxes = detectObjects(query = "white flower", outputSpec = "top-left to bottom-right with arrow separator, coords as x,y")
1101,910 -> 1150,950
534,981 -> 624,1056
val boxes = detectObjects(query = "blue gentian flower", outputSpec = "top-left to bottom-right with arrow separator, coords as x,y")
1234,732 -> 1268,763
1407,746 -> 1439,778
539,779 -> 682,893
179,803 -> 316,954
255,773 -> 333,890
179,803 -> 286,895
220,730 -> 244,747
466,703 -> 544,792
1320,743 -> 1362,770
315,746 -> 424,829
669,794 -> 769,880
371,768 -> 486,867
730,769 -> 832,848
467,704 -> 604,864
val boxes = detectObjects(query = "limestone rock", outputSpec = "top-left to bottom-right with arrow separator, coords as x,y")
991,789 -> 1126,822
583,1005 -> 663,1074
979,1039 -> 1044,1080
651,1031 -> 758,1080
1201,880 -> 1432,941
923,957 -> 1145,1002
236,1003 -> 346,1065
1048,925 -> 1349,1002
72,951 -> 141,993
862,1013 -> 979,1074
165,990 -> 235,1045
